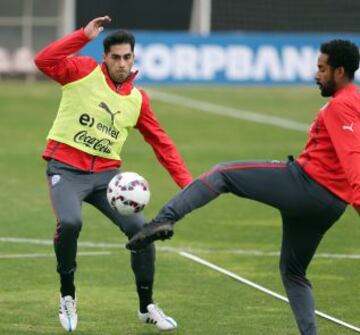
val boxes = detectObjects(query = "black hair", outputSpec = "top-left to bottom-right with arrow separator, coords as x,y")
103,30 -> 135,53
320,39 -> 359,79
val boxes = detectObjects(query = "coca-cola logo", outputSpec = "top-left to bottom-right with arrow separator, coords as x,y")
73,130 -> 112,154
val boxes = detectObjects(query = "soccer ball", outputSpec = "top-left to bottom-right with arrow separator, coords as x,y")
107,172 -> 150,216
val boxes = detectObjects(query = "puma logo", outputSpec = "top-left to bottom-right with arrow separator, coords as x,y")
342,123 -> 354,132
99,101 -> 121,125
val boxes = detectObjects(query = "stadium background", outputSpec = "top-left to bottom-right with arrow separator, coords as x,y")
1,1 -> 360,334
2,0 -> 360,83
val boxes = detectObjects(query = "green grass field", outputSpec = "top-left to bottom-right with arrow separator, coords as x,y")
1,81 -> 360,335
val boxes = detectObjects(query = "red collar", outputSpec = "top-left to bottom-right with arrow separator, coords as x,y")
100,63 -> 138,95
333,83 -> 357,97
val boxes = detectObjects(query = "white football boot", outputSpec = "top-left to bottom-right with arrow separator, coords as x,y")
138,304 -> 177,331
59,295 -> 78,332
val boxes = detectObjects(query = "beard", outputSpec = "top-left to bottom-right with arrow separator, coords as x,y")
104,62 -> 130,84
317,77 -> 337,97
111,70 -> 129,84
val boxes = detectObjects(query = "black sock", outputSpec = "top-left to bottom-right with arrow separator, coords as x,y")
137,281 -> 153,313
60,273 -> 75,299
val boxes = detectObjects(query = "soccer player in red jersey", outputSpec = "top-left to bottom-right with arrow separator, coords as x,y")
35,16 -> 192,332
127,40 -> 360,335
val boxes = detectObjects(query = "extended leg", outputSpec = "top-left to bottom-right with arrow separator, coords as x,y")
127,160 -> 295,250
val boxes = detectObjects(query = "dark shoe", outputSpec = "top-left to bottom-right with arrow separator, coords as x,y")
126,221 -> 174,251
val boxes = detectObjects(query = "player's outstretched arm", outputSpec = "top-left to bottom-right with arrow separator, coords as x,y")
34,15 -> 111,84
84,16 -> 112,40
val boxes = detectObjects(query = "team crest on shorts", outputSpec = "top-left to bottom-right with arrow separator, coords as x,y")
51,174 -> 61,186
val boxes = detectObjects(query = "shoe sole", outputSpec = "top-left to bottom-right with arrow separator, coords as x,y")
126,223 -> 173,251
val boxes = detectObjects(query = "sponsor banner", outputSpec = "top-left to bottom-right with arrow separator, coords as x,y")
81,32 -> 360,85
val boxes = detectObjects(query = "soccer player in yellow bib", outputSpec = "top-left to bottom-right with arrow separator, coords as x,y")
35,16 -> 192,332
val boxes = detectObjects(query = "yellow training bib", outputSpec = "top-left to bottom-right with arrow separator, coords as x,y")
47,66 -> 142,160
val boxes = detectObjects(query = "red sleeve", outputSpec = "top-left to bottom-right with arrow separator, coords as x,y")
135,89 -> 193,188
34,28 -> 97,85
323,100 -> 360,206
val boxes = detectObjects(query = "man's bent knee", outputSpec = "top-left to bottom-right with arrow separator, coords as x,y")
56,218 -> 82,236
280,262 -> 311,288
200,162 -> 230,193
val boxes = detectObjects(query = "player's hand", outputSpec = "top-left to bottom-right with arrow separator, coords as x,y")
84,16 -> 111,40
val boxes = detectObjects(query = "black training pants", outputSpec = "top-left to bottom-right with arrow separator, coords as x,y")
154,158 -> 347,335
46,159 -> 155,286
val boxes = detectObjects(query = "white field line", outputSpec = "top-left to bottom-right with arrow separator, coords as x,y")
1,237 -> 359,331
0,251 -> 111,259
1,237 -> 360,260
148,89 -> 309,132
180,251 -> 360,333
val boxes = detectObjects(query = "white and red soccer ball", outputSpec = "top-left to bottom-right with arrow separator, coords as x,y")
107,172 -> 150,216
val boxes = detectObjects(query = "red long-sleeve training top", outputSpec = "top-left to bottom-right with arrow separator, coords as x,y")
34,28 -> 192,189
297,84 -> 360,207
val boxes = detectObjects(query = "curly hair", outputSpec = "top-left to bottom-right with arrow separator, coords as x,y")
320,40 -> 359,79
103,30 -> 135,53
